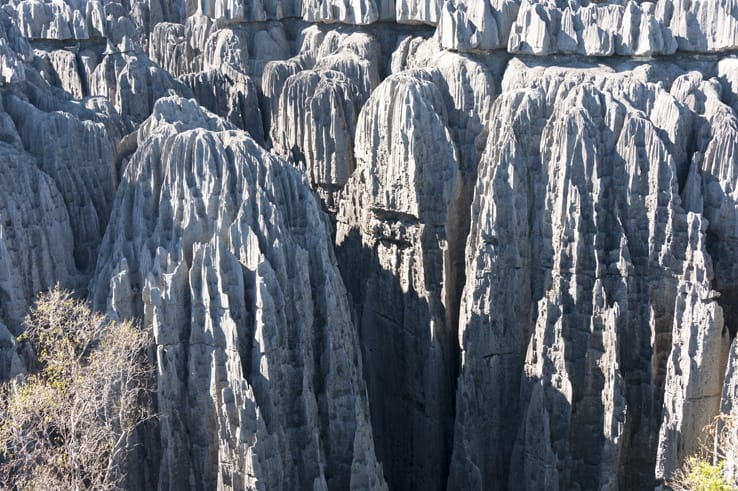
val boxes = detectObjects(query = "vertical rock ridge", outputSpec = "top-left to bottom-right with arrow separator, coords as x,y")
3,3 -> 738,491
336,69 -> 463,490
3,92 -> 117,274
269,30 -> 381,210
450,60 -> 735,489
0,140 -> 78,331
448,85 -> 548,491
92,96 -> 386,490
656,213 -> 730,480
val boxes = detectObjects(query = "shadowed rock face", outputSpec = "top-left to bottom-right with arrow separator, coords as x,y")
0,59 -> 127,331
334,51 -> 497,487
720,338 -> 738,482
4,1 -> 738,491
4,92 -> 119,272
336,70 -> 463,490
0,140 -> 77,331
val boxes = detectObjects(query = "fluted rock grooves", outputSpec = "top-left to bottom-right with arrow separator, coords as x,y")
2,1 -> 738,490
92,97 -> 385,490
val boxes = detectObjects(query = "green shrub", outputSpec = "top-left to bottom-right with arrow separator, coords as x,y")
669,415 -> 738,491
682,457 -> 735,491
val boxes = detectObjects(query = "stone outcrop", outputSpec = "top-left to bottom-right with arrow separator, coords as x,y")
267,29 -> 381,210
673,68 -> 738,338
0,18 -> 129,342
148,16 -> 290,80
302,0 -> 382,25
325,41 -> 499,490
661,0 -> 738,52
180,64 -> 265,143
438,0 -> 519,52
0,139 -> 77,331
396,0 -> 443,25
33,48 -> 84,98
508,0 -> 676,56
719,339 -> 738,483
447,84 -> 546,491
335,69 -> 463,491
0,10 -> 31,84
0,106 -> 74,377
656,213 -> 730,480
0,320 -> 23,380
88,49 -> 190,123
1,1 -> 738,490
92,96 -> 387,490
449,59 -> 737,490
3,87 -> 121,274
6,0 -> 738,57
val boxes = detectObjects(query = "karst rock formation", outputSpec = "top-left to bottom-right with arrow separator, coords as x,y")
1,0 -> 738,489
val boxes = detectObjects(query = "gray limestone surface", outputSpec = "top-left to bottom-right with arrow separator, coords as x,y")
1,1 -> 738,491
91,96 -> 387,490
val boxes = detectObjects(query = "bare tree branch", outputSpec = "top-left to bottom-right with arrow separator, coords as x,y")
0,286 -> 155,491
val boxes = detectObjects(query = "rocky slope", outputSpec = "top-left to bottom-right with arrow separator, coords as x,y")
1,0 -> 738,490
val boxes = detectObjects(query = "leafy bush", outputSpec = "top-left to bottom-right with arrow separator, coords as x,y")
669,415 -> 738,491
0,286 -> 154,490
674,458 -> 734,491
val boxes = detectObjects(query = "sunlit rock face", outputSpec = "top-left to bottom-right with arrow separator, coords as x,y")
449,58 -> 738,490
91,97 -> 386,490
507,0 -> 676,56
2,1 -> 738,490
264,29 -> 381,211
438,0 -> 520,51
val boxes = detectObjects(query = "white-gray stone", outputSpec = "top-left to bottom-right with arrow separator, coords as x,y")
92,97 -> 387,491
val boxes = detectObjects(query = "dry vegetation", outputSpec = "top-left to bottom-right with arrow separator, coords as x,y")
0,286 -> 155,490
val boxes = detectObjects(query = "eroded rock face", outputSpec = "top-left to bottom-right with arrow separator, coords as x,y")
396,0 -> 443,25
0,139 -> 77,331
660,0 -> 738,52
438,0 -> 520,51
0,11 -> 31,84
3,1 -> 738,490
148,17 -> 290,80
266,30 -> 381,210
0,70 -> 130,321
719,339 -> 738,483
335,70 -> 462,491
302,0 -> 382,25
92,97 -> 387,491
88,50 -> 190,123
447,85 -> 546,491
0,320 -> 22,379
656,213 -> 730,480
449,59 -> 738,490
507,0 -> 676,56
180,65 -> 265,143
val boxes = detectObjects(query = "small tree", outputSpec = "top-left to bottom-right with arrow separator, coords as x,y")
669,415 -> 738,491
0,286 -> 154,490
